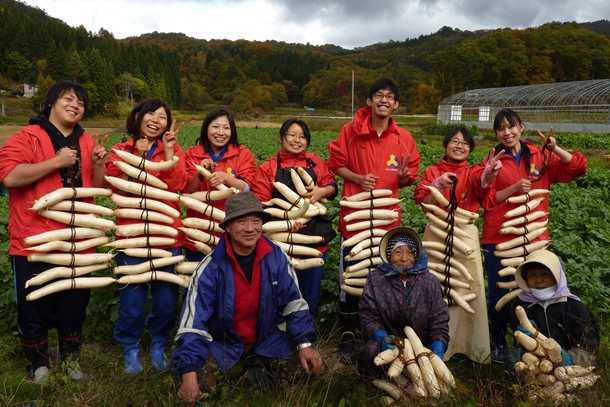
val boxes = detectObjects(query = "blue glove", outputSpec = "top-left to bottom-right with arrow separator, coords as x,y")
516,320 -> 538,337
430,341 -> 447,359
561,349 -> 574,366
372,329 -> 395,351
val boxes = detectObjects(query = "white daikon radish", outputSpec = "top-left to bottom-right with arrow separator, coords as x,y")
182,217 -> 223,233
273,241 -> 322,258
117,248 -> 174,258
38,209 -> 115,231
504,197 -> 544,219
343,278 -> 368,287
495,289 -> 523,311
427,262 -> 465,280
500,257 -> 526,267
113,208 -> 174,225
498,266 -> 516,277
404,326 -> 440,398
349,237 -> 382,256
180,196 -> 226,220
424,249 -> 472,281
506,189 -> 549,204
193,164 -> 228,190
25,228 -> 105,245
261,218 -> 310,233
496,228 -> 547,250
189,188 -> 237,202
345,218 -> 395,232
31,188 -> 112,211
117,271 -> 189,288
342,229 -> 387,248
341,268 -> 371,280
189,239 -> 212,255
421,204 -> 473,225
372,380 -> 403,401
429,270 -> 471,290
401,336 -> 427,397
340,284 -> 363,297
48,201 -> 114,216
345,246 -> 379,262
497,280 -> 518,289
295,167 -> 328,204
422,185 -> 479,220
179,228 -> 219,246
263,232 -> 324,245
113,149 -> 178,171
447,288 -> 476,313
114,255 -> 185,275
427,224 -> 474,256
423,241 -> 473,260
25,263 -> 110,287
113,161 -> 168,189
106,176 -> 179,201
264,199 -> 310,220
344,209 -> 398,223
103,237 -> 176,248
494,240 -> 550,258
339,198 -> 400,209
500,211 -> 547,229
26,236 -> 110,253
115,223 -> 178,238
110,194 -> 180,218
175,262 -> 198,275
27,253 -> 113,266
499,221 -> 548,236
26,277 -> 116,301
291,257 -> 325,270
345,189 -> 393,202
425,213 -> 470,239
346,257 -> 382,273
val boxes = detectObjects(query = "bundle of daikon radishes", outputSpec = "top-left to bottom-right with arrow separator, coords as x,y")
513,305 -> 599,403
494,190 -> 550,312
105,149 -> 188,288
372,325 -> 456,403
339,189 -> 400,297
261,167 -> 329,270
175,163 -> 237,276
25,187 -> 117,301
421,185 -> 479,313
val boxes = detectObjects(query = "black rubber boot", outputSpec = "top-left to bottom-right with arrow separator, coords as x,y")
338,303 -> 359,362
20,333 -> 50,371
58,331 -> 83,362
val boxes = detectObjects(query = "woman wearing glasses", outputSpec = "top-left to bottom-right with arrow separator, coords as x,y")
414,126 -> 502,364
251,119 -> 337,319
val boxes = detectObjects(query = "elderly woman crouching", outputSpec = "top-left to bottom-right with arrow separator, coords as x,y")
358,227 -> 450,378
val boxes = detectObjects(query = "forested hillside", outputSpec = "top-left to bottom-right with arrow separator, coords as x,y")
1,0 -> 610,115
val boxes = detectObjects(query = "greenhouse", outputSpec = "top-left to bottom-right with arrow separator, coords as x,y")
437,79 -> 610,134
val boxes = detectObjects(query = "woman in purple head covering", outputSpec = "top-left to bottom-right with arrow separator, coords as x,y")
509,250 -> 600,366
358,227 -> 449,378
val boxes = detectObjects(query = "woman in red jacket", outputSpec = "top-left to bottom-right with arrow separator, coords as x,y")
415,127 -> 501,364
251,119 -> 337,318
106,98 -> 186,374
183,108 -> 257,263
480,108 -> 587,363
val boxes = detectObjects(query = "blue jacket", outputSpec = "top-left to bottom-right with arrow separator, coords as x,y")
172,234 -> 316,375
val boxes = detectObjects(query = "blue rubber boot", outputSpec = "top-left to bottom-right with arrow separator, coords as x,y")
124,348 -> 143,375
150,343 -> 170,372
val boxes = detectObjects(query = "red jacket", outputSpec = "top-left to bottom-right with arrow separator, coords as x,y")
252,150 -> 337,253
105,139 -> 187,249
480,142 -> 586,244
328,107 -> 420,239
414,158 -> 488,213
0,125 -> 97,255
182,144 -> 257,251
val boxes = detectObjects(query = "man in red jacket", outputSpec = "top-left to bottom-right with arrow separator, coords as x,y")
328,78 -> 420,360
0,80 -> 107,383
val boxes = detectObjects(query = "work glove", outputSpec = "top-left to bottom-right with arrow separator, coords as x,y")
516,320 -> 538,337
481,148 -> 504,188
429,341 -> 447,359
561,349 -> 574,366
372,329 -> 395,351
429,172 -> 456,193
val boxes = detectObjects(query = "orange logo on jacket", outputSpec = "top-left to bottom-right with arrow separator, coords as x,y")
226,167 -> 236,177
530,164 -> 541,178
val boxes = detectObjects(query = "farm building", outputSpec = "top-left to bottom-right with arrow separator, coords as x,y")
437,79 -> 610,134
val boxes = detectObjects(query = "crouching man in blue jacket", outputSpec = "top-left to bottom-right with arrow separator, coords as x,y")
173,191 -> 323,406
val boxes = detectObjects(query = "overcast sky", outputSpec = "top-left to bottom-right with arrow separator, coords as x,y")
23,0 -> 610,49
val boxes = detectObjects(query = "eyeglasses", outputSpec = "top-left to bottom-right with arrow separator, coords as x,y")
373,92 -> 396,101
284,133 -> 307,141
449,139 -> 470,148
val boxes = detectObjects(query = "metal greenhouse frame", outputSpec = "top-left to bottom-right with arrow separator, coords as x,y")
437,79 -> 610,133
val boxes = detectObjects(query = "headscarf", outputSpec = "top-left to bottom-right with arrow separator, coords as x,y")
516,259 -> 580,307
379,233 -> 428,277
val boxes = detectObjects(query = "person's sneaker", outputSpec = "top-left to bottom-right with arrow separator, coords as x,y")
27,365 -> 50,384
451,353 -> 469,362
66,361 -> 89,382
124,349 -> 143,375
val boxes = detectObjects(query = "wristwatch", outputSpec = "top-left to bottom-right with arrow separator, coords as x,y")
296,342 -> 312,351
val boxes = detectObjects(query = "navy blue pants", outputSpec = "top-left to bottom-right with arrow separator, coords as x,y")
113,248 -> 182,352
483,244 -> 511,346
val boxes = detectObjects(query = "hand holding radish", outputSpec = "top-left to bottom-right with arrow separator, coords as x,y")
430,172 -> 456,193
303,185 -> 325,204
55,146 -> 78,168
359,173 -> 379,191
207,171 -> 230,188
200,158 -> 217,172
513,178 -> 532,194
